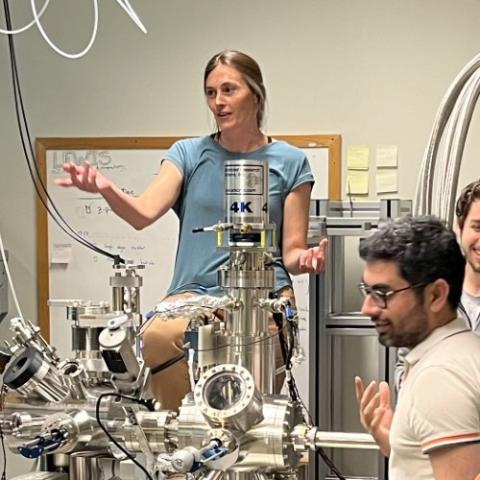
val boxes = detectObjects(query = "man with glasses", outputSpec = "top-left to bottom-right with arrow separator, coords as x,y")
354,215 -> 480,479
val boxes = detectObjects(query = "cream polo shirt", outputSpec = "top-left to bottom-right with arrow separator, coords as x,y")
389,318 -> 480,480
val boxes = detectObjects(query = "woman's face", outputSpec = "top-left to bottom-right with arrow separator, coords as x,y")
205,64 -> 259,133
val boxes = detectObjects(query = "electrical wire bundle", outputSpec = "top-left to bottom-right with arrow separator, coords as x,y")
2,0 -> 125,265
414,51 -> 480,224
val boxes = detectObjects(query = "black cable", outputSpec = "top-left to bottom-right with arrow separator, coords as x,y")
95,392 -> 154,480
275,308 -> 299,401
3,0 -> 100,257
151,351 -> 185,375
273,312 -> 289,364
316,448 -> 346,480
2,0 -> 124,265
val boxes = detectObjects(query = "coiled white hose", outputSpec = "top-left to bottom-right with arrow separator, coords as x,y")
0,0 -> 146,59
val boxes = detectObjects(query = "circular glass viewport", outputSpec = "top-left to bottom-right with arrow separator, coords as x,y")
204,373 -> 244,410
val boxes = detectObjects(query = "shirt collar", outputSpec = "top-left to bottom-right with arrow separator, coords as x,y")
405,317 -> 470,367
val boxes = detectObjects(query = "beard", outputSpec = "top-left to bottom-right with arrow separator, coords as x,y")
375,304 -> 430,349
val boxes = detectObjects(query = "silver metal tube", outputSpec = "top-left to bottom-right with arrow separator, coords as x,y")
2,397 -> 111,419
219,251 -> 275,394
111,286 -> 124,312
253,474 -> 271,480
217,331 -> 275,396
224,474 -> 258,480
314,431 -> 378,450
69,451 -> 115,480
15,362 -> 70,403
203,472 -> 224,480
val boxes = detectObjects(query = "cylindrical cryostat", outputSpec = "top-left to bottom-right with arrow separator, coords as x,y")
224,159 -> 268,226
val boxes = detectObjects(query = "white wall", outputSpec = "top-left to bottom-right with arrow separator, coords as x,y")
1,0 -> 480,476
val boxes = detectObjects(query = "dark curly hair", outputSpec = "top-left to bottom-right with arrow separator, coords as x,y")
359,216 -> 465,310
455,179 -> 480,230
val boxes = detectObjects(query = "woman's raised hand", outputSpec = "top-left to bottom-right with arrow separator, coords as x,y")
298,238 -> 328,273
55,161 -> 111,194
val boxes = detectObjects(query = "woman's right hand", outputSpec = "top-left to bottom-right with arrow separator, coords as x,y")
55,162 -> 111,194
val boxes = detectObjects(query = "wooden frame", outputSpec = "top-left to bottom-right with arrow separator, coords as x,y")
35,134 -> 341,339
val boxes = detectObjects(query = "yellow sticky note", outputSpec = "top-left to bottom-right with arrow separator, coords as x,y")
376,145 -> 398,167
347,145 -> 369,170
376,170 -> 398,194
347,170 -> 369,195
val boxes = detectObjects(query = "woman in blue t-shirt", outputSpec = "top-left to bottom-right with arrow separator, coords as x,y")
57,50 -> 327,410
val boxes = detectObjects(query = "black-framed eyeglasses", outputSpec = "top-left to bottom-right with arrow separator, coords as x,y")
357,282 -> 427,309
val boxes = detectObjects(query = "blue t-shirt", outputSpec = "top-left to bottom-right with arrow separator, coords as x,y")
164,135 -> 314,296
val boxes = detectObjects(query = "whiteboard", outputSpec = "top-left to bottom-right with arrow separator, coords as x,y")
46,149 -> 179,357
36,135 -> 342,363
